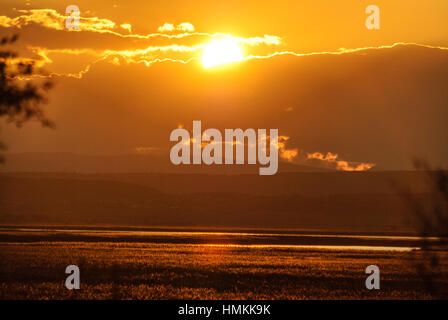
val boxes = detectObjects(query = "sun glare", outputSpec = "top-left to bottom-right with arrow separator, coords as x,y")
201,38 -> 244,68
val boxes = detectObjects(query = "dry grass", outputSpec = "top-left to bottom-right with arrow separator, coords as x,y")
1,240 -> 446,299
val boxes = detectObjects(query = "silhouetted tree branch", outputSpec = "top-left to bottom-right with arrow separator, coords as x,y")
402,159 -> 448,299
0,34 -> 54,162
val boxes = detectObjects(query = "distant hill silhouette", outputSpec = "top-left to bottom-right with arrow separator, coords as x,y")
0,170 -> 434,233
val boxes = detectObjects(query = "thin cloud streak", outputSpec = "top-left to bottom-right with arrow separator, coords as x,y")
0,9 -> 281,43
20,42 -> 448,80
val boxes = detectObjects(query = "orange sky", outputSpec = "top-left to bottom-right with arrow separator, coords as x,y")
1,0 -> 448,171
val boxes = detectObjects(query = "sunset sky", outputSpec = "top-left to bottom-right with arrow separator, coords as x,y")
1,0 -> 448,170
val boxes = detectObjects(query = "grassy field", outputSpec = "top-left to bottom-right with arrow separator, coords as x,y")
0,228 -> 447,299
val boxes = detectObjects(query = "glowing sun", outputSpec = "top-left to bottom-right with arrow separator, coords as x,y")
201,38 -> 244,68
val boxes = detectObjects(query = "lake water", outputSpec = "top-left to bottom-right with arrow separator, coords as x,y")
0,226 -> 429,252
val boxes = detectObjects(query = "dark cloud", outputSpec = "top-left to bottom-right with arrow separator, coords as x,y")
3,44 -> 448,170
